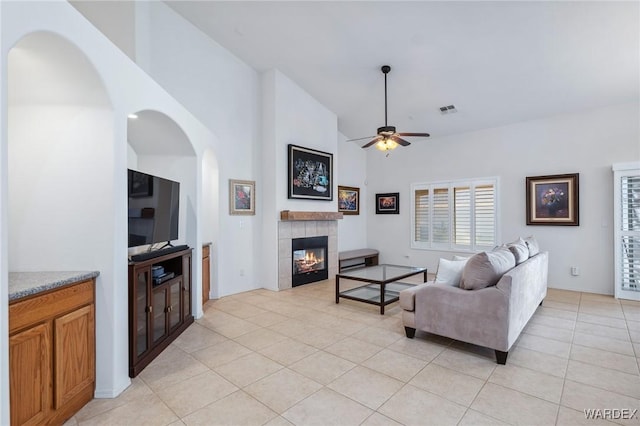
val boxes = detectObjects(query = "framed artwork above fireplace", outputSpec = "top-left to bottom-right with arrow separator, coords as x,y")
288,144 -> 333,201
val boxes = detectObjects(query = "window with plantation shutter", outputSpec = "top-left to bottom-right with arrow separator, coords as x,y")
411,178 -> 498,251
614,163 -> 640,300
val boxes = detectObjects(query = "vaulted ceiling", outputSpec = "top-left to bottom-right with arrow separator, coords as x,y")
166,1 -> 639,143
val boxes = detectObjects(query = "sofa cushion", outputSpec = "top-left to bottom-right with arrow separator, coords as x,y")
507,238 -> 529,264
435,258 -> 468,287
460,247 -> 516,290
524,236 -> 540,257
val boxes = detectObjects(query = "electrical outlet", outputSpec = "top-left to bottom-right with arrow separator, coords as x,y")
571,266 -> 579,276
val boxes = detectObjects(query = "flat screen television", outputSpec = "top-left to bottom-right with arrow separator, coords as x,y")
127,169 -> 180,248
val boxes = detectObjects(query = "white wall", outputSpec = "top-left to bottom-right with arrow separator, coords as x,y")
366,102 -> 640,295
337,131 -> 368,251
0,2 -> 7,421
8,106 -> 113,271
135,2 -> 260,298
260,70 -> 339,290
201,149 -> 219,299
70,1 -> 136,60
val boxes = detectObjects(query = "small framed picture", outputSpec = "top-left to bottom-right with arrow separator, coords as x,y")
376,192 -> 399,214
338,186 -> 360,215
526,173 -> 579,225
229,179 -> 255,215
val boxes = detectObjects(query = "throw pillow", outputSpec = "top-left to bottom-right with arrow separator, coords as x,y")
434,258 -> 467,287
453,255 -> 471,262
460,247 -> 516,290
507,238 -> 529,264
524,235 -> 540,257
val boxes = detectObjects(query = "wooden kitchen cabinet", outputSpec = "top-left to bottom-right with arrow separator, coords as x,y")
9,278 -> 95,426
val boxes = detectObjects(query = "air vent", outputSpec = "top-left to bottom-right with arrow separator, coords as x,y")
439,104 -> 457,114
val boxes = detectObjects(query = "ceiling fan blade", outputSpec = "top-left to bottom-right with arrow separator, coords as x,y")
396,132 -> 430,138
390,135 -> 411,147
346,135 -> 377,142
361,136 -> 382,148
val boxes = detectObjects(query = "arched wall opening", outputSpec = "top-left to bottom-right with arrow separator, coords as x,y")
7,30 -> 115,394
126,109 -> 203,312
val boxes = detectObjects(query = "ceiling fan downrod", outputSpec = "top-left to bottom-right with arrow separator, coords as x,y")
382,65 -> 390,127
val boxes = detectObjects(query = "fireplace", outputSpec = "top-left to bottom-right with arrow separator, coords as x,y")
292,236 -> 328,286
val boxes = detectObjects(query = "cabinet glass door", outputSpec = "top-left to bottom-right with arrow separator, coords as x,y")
152,287 -> 167,342
169,280 -> 181,331
183,255 -> 192,318
135,271 -> 149,356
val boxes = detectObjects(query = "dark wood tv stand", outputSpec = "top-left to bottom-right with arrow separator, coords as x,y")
128,247 -> 194,377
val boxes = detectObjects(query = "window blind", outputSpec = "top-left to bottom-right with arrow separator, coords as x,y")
454,186 -> 471,245
475,184 -> 496,247
433,188 -> 450,244
414,189 -> 430,242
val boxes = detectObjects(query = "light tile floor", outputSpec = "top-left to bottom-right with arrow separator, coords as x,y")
67,281 -> 640,425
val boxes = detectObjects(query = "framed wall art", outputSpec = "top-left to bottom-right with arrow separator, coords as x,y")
338,186 -> 360,215
376,192 -> 399,214
288,144 -> 333,201
526,173 -> 579,225
229,179 -> 255,215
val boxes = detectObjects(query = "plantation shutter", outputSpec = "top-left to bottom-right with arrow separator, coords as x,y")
433,188 -> 450,245
454,186 -> 471,246
614,163 -> 640,300
414,189 -> 430,242
475,184 -> 496,248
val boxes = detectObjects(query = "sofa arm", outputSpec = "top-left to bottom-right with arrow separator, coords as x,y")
399,282 -> 431,311
414,283 -> 511,351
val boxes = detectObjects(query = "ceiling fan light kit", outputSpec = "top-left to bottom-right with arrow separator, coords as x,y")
347,65 -> 430,152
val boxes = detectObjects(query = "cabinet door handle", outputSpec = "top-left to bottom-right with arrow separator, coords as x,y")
146,306 -> 153,313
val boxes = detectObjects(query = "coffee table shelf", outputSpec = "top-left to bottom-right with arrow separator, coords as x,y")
335,264 -> 427,314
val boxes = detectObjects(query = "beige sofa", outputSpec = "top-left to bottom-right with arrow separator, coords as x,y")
399,251 -> 548,364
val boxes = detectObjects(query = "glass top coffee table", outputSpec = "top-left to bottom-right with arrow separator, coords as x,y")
335,264 -> 428,314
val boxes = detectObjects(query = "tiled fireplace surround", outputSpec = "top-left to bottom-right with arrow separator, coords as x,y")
278,220 -> 338,290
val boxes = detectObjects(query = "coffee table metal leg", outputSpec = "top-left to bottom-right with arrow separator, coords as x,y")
335,276 -> 340,304
380,283 -> 385,315
423,270 -> 428,282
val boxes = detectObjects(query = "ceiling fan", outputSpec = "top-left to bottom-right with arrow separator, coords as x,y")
348,65 -> 430,151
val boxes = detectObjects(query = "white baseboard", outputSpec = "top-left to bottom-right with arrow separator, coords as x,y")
94,377 -> 131,399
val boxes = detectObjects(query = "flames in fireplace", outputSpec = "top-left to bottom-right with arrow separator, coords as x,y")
292,236 -> 329,286
293,249 -> 325,274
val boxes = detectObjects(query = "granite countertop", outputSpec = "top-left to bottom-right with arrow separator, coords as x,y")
9,271 -> 100,302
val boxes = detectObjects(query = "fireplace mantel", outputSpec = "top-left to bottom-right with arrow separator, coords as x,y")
280,210 -> 343,221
